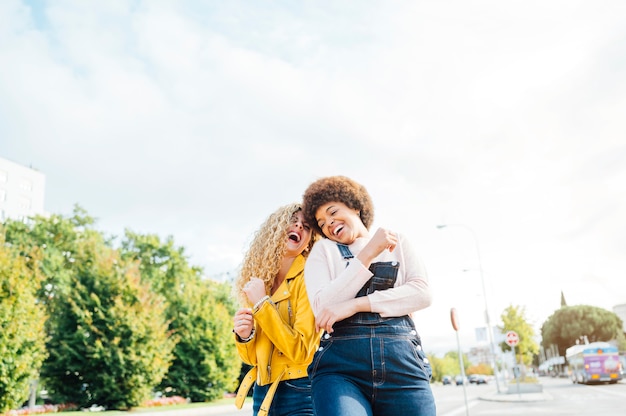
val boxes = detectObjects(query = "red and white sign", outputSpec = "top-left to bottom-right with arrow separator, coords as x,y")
450,308 -> 460,331
505,331 -> 519,347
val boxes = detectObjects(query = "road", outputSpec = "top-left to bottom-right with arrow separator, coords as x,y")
136,376 -> 626,416
435,376 -> 626,416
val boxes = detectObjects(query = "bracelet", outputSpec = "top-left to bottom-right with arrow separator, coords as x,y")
253,295 -> 271,312
238,328 -> 255,343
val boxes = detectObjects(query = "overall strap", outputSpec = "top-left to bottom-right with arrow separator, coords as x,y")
336,243 -> 353,266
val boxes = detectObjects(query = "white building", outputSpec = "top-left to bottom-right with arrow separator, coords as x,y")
0,156 -> 46,222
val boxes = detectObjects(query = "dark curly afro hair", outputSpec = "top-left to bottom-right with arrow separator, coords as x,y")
302,176 -> 374,237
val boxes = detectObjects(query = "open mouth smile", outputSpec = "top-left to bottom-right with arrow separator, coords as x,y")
288,232 -> 301,243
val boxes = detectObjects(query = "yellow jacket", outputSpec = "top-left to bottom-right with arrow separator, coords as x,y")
234,255 -> 320,415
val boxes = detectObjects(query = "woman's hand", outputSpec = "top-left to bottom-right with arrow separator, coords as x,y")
358,228 -> 398,266
315,297 -> 370,333
233,308 -> 254,340
369,227 -> 397,253
242,277 -> 267,306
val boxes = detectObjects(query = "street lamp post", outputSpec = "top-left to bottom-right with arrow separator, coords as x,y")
437,223 -> 502,394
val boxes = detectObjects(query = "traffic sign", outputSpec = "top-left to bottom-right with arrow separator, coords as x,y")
505,330 -> 519,347
450,308 -> 460,331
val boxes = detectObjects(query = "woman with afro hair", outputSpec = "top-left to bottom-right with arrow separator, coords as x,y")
233,203 -> 320,416
302,176 -> 435,416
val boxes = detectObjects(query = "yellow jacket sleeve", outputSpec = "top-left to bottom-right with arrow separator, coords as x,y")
253,272 -> 318,364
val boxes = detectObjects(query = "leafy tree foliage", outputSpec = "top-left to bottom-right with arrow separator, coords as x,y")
2,208 -> 241,410
41,236 -> 175,409
121,232 -> 240,402
541,305 -> 626,357
4,211 -> 176,410
3,207 -> 97,315
466,363 -> 493,375
499,305 -> 539,366
428,351 -> 470,382
158,279 -> 239,401
0,232 -> 48,413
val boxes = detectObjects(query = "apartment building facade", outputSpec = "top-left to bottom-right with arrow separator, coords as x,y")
0,156 -> 46,222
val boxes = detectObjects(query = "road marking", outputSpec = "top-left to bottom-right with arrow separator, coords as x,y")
579,384 -> 626,398
438,399 -> 481,416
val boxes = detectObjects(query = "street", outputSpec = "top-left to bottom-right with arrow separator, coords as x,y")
136,376 -> 626,416
434,375 -> 626,416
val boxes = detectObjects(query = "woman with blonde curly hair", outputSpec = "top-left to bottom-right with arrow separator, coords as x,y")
233,203 -> 319,416
302,176 -> 436,416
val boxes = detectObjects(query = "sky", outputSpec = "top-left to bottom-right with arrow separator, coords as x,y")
1,0 -> 625,355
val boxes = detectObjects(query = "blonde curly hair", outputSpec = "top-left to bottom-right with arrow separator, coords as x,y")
234,203 -> 315,306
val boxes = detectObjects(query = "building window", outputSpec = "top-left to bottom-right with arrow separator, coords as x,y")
17,196 -> 31,210
20,178 -> 33,191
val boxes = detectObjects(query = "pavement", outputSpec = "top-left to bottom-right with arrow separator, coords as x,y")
479,384 -> 553,403
128,402 -> 252,416
129,386 -> 552,415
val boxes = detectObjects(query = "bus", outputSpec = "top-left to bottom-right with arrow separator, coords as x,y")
565,341 -> 623,384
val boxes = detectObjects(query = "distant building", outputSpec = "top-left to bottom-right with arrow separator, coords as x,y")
468,345 -> 490,365
0,156 -> 46,222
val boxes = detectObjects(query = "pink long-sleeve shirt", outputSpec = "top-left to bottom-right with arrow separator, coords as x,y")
304,233 -> 432,319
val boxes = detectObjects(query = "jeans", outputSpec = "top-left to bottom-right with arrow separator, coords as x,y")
252,376 -> 313,416
308,316 -> 436,416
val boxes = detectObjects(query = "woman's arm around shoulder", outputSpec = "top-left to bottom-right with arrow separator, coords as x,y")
368,232 -> 432,317
304,238 -> 374,317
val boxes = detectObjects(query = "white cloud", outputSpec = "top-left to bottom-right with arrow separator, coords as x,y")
1,0 -> 625,355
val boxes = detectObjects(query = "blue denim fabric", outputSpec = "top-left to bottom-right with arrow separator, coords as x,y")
308,316 -> 436,416
252,376 -> 313,416
358,261 -> 399,296
336,244 -> 401,326
307,244 -> 436,415
339,261 -> 400,325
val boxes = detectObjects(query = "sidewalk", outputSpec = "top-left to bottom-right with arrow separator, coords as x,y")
129,402 -> 252,416
479,384 -> 552,403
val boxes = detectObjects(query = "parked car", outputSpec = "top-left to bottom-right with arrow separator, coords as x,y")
455,375 -> 467,385
442,375 -> 452,385
468,374 -> 488,384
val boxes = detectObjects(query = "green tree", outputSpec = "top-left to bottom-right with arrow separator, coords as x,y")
499,305 -> 539,366
121,232 -> 240,402
428,350 -> 470,382
5,210 -> 177,409
41,236 -> 175,409
159,279 -> 240,401
0,232 -> 48,413
3,206 -> 96,314
541,305 -> 626,357
427,355 -> 445,382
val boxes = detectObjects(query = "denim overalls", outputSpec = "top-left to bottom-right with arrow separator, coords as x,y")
307,244 -> 436,416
